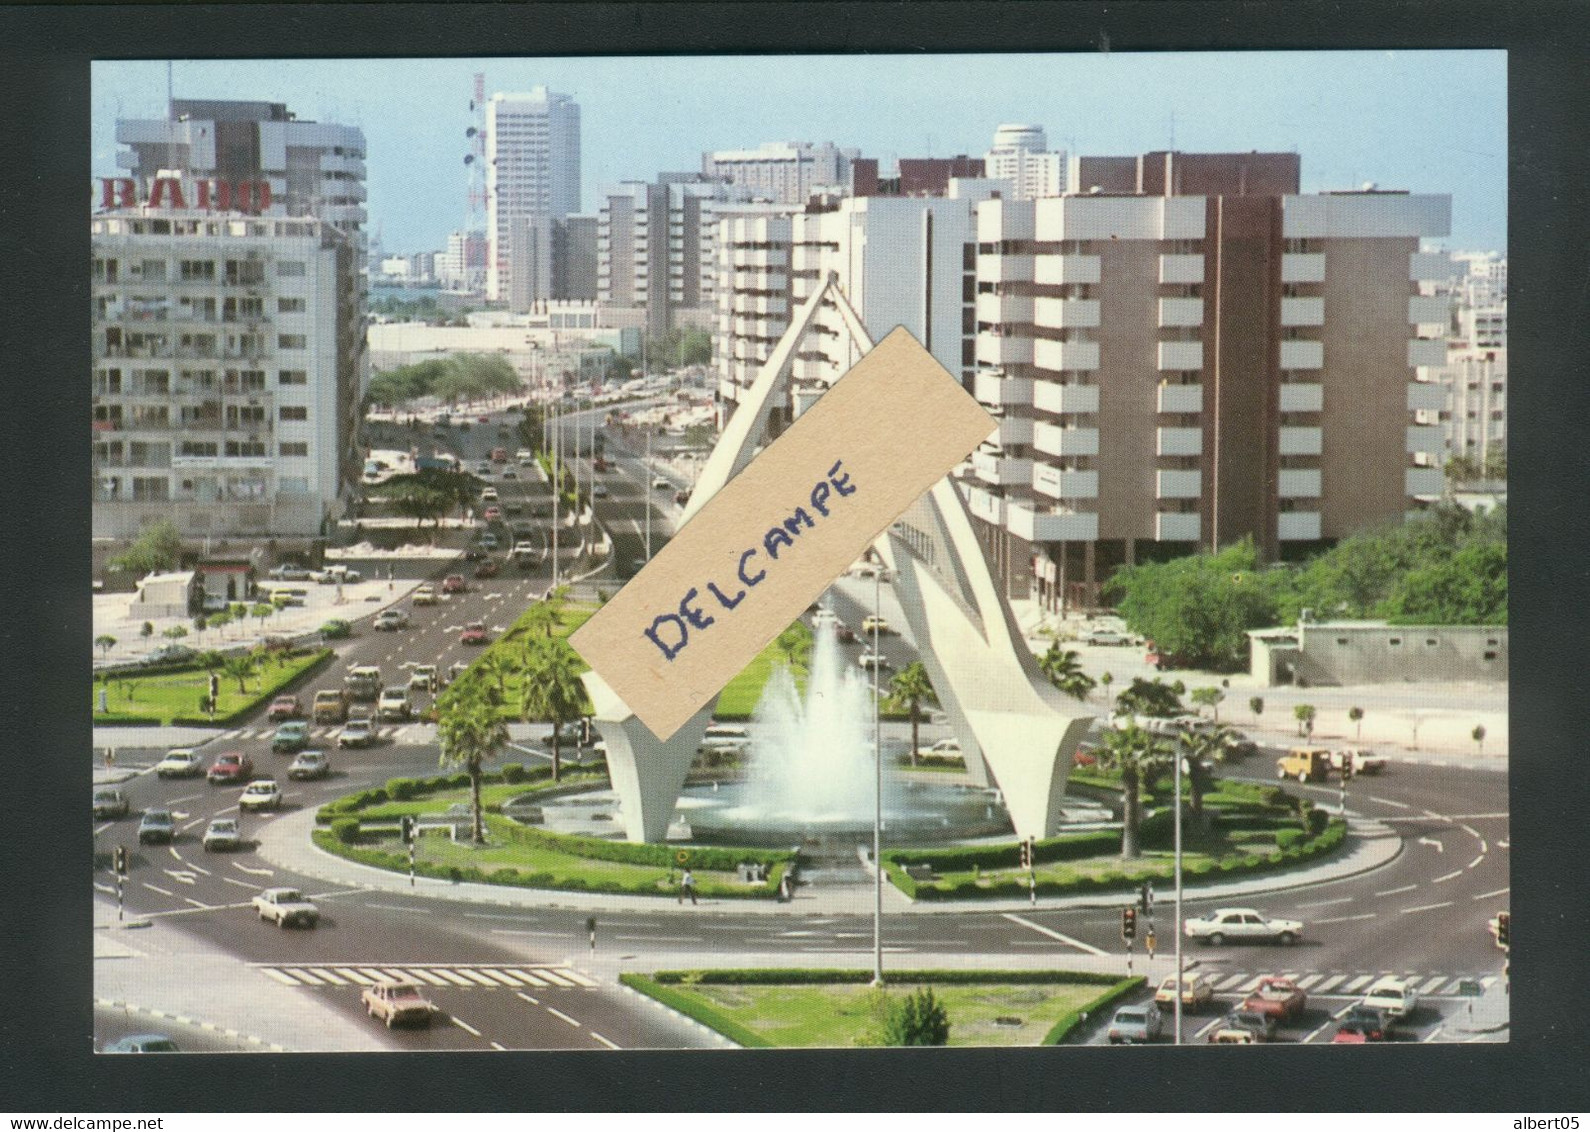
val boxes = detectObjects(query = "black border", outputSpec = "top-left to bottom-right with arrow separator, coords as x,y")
5,0 -> 1587,1113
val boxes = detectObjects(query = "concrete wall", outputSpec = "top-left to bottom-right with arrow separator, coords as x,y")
1252,622 -> 1507,686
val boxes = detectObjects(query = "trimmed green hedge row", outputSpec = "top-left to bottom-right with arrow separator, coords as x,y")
1041,977 -> 1145,1045
171,648 -> 336,726
883,829 -> 1119,872
644,967 -> 1132,987
617,975 -> 769,1048
316,764 -> 560,823
493,822 -> 794,872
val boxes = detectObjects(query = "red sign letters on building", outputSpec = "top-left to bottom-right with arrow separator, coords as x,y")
98,177 -> 272,214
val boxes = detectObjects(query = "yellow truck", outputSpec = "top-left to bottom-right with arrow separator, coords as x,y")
1276,747 -> 1333,783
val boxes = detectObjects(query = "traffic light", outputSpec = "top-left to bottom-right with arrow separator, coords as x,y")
1496,911 -> 1510,949
1019,838 -> 1034,870
1340,750 -> 1354,781
401,816 -> 416,844
1122,907 -> 1137,941
113,845 -> 127,875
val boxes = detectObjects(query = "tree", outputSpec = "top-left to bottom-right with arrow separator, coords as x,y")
1100,672 -> 1114,707
476,652 -> 516,702
1249,696 -> 1264,723
1294,703 -> 1316,740
1104,538 -> 1278,671
95,635 -> 117,659
1444,452 -> 1480,484
886,663 -> 937,767
1099,723 -> 1174,859
1114,678 -> 1184,720
221,653 -> 256,694
140,621 -> 155,644
1472,723 -> 1487,755
162,625 -> 188,642
1190,686 -> 1225,722
1378,542 -> 1507,625
108,519 -> 182,575
436,678 -> 509,844
1038,644 -> 1096,701
208,608 -> 233,639
251,603 -> 275,632
774,622 -> 812,674
1482,445 -> 1506,481
880,986 -> 950,1046
1348,706 -> 1364,741
523,586 -> 569,641
1177,723 -> 1236,825
519,638 -> 590,783
192,614 -> 208,642
391,484 -> 449,539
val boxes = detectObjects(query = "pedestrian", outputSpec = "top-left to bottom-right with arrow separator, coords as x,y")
103,748 -> 116,770
679,867 -> 698,905
1029,872 -> 1037,906
1145,926 -> 1157,961
778,872 -> 792,903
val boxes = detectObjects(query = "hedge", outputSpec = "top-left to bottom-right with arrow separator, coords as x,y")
883,829 -> 1119,873
1041,977 -> 1145,1045
644,967 -> 1133,987
170,648 -> 336,726
493,822 -> 794,872
617,975 -> 767,1048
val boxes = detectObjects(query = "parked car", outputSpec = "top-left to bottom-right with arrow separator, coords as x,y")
377,687 -> 413,721
288,750 -> 331,781
673,489 -> 690,506
1218,1008 -> 1278,1042
1083,628 -> 1133,646
1243,976 -> 1308,1021
155,748 -> 204,778
1337,1004 -> 1393,1041
373,609 -> 410,632
652,476 -> 671,490
138,809 -> 176,845
592,483 -> 609,498
271,720 -> 311,754
93,788 -> 130,820
1183,908 -> 1303,946
105,1034 -> 178,1054
338,719 -> 376,748
239,779 -> 283,813
516,449 -> 534,464
318,618 -> 353,641
1106,1002 -> 1163,1044
411,584 -> 438,606
1155,973 -> 1216,1012
361,980 -> 437,1028
252,887 -> 319,929
267,694 -> 302,721
267,564 -> 311,581
1207,1027 -> 1260,1044
206,752 -> 254,785
202,817 -> 242,852
141,644 -> 198,666
460,621 -> 490,645
918,738 -> 963,759
442,574 -> 466,594
1361,976 -> 1419,1020
501,467 -> 518,480
474,559 -> 500,579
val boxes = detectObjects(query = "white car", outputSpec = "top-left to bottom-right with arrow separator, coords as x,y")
409,665 -> 439,694
202,817 -> 242,852
252,887 -> 319,929
154,748 -> 204,778
411,584 -> 438,606
652,476 -> 671,490
1183,907 -> 1303,946
857,651 -> 893,672
1083,629 -> 1133,646
918,738 -> 963,758
338,719 -> 376,748
480,487 -> 499,502
238,779 -> 282,813
1361,976 -> 1419,1019
377,688 -> 412,721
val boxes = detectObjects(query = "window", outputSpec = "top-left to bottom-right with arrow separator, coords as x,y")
278,370 -> 307,385
179,441 -> 218,457
279,442 -> 309,457
180,260 -> 215,281
1426,638 -> 1438,647
1336,637 -> 1348,646
1483,650 -> 1497,661
277,261 -> 306,277
278,297 -> 305,313
278,334 -> 307,349
279,406 -> 308,421
1388,637 -> 1402,647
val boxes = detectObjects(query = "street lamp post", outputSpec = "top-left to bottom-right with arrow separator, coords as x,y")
1174,742 -> 1185,1045
644,425 -> 653,562
872,564 -> 887,987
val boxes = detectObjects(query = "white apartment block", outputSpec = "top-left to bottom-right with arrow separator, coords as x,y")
984,123 -> 1065,200
92,208 -> 365,538
1421,347 -> 1506,470
702,141 -> 861,205
714,206 -> 798,410
486,88 -> 580,303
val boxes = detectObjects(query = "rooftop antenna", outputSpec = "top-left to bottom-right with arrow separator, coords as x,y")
166,60 -> 173,109
1168,111 -> 1176,152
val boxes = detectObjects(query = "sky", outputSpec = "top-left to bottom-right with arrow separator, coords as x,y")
92,51 -> 1506,255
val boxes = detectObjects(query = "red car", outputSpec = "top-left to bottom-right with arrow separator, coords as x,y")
207,752 -> 254,785
474,560 -> 499,579
1243,976 -> 1308,1022
1073,747 -> 1098,768
442,574 -> 466,594
483,506 -> 502,522
478,416 -> 490,424
267,694 -> 301,721
460,622 -> 489,645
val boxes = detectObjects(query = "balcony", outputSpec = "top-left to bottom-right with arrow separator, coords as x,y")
1277,512 -> 1322,541
974,370 -> 1033,406
972,451 -> 1034,486
1033,339 -> 1099,373
1034,381 -> 1099,416
1033,463 -> 1098,500
1409,251 -> 1452,282
1278,426 -> 1323,456
1156,383 -> 1202,414
1280,297 -> 1325,327
963,484 -> 1006,525
1155,512 -> 1201,542
977,291 -> 1034,325
1277,383 -> 1324,413
1034,254 -> 1100,286
1007,500 -> 1098,543
1408,295 -> 1450,325
1155,469 -> 1202,499
718,379 -> 740,402
1281,253 -> 1326,283
1407,381 -> 1446,411
1278,469 -> 1322,498
1406,467 -> 1445,496
1407,338 -> 1448,367
1406,425 -> 1445,454
1156,427 -> 1202,457
1158,298 -> 1204,328
1034,297 -> 1100,331
751,296 -> 787,317
1159,254 -> 1204,284
1033,421 -> 1099,458
1157,341 -> 1203,371
976,335 -> 1033,367
996,415 -> 1034,446
1279,340 -> 1324,370
977,252 -> 1034,284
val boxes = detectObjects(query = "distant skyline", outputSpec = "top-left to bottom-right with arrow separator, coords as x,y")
93,51 -> 1506,254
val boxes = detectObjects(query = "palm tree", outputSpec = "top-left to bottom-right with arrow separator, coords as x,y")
886,662 -> 937,767
476,652 -> 517,703
520,637 -> 589,783
523,586 -> 569,641
1176,723 -> 1236,826
1038,644 -> 1096,701
95,635 -> 117,660
436,678 -> 508,844
1099,723 -> 1174,860
221,653 -> 256,694
774,623 -> 812,674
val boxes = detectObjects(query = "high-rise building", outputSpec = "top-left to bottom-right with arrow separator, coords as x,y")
486,87 -> 580,303
968,151 -> 1452,606
439,229 -> 488,292
984,124 -> 1065,200
701,142 -> 862,205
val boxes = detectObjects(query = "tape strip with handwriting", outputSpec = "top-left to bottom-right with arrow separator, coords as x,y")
570,326 -> 996,741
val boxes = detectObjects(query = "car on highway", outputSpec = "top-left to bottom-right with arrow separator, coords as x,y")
1106,1002 -> 1163,1044
474,559 -> 500,579
1082,628 -> 1134,646
501,467 -> 518,480
138,809 -> 176,845
313,689 -> 350,724
1361,976 -> 1419,1020
252,887 -> 319,929
442,574 -> 466,594
478,532 -> 500,551
652,476 -> 671,490
592,483 -> 609,498
1335,1004 -> 1392,1042
105,1034 -> 179,1054
202,817 -> 242,852
361,980 -> 437,1028
288,750 -> 331,781
373,609 -> 410,631
270,721 -> 311,754
409,665 -> 439,694
239,779 -> 283,813
378,687 -> 413,721
483,505 -> 503,522
267,694 -> 302,721
1155,973 -> 1216,1012
93,788 -> 130,820
206,752 -> 254,785
338,718 -> 376,748
1183,908 -> 1302,946
480,487 -> 499,503
1218,1008 -> 1278,1042
861,615 -> 891,635
140,643 -> 198,666
318,618 -> 353,640
411,584 -> 438,605
1242,976 -> 1308,1021
460,621 -> 490,645
155,748 -> 204,778
1276,747 -> 1333,783
516,449 -> 534,464
268,563 -> 312,581
857,651 -> 892,672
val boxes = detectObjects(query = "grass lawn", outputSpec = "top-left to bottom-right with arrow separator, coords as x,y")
654,981 -> 1109,1047
715,627 -> 809,717
91,650 -> 332,725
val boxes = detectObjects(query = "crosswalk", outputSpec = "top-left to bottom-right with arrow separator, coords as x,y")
218,724 -> 437,745
1197,970 -> 1499,998
253,963 -> 598,990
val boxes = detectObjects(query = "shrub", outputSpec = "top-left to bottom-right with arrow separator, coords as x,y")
386,778 -> 420,801
501,763 -> 526,784
882,987 -> 950,1046
331,817 -> 361,845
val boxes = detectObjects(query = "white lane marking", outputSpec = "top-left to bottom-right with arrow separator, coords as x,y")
1342,975 -> 1375,993
512,970 -> 549,987
1295,974 -> 1324,990
431,968 -> 477,987
1432,869 -> 1464,884
163,870 -> 196,885
361,903 -> 424,914
1401,901 -> 1454,914
1315,975 -> 1349,993
1002,912 -> 1108,956
590,1031 -> 621,1050
1368,795 -> 1409,809
186,861 -> 211,876
1296,896 -> 1354,909
515,991 -> 541,1007
546,1007 -> 581,1028
1471,886 -> 1510,901
476,969 -> 525,988
1314,912 -> 1377,925
1375,884 -> 1418,897
93,882 -> 116,896
233,861 -> 274,877
490,1041 -> 507,1051
1302,1016 -> 1336,1043
259,968 -> 300,986
1466,855 -> 1485,870
1497,839 -> 1509,849
221,876 -> 262,891
286,969 -> 326,986
457,969 -> 503,987
613,935 -> 704,944
1235,976 -> 1265,994
1417,837 -> 1444,852
168,846 -> 184,860
334,968 -> 376,985
450,1016 -> 483,1037
142,883 -> 174,896
306,968 -> 347,986
1460,824 -> 1482,839
400,968 -> 452,987
182,897 -> 210,909
1423,1026 -> 1445,1043
1211,973 -> 1248,992
535,970 -> 580,988
1416,975 -> 1449,995
558,969 -> 599,988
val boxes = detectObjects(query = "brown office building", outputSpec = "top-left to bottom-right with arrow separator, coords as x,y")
968,151 -> 1452,608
